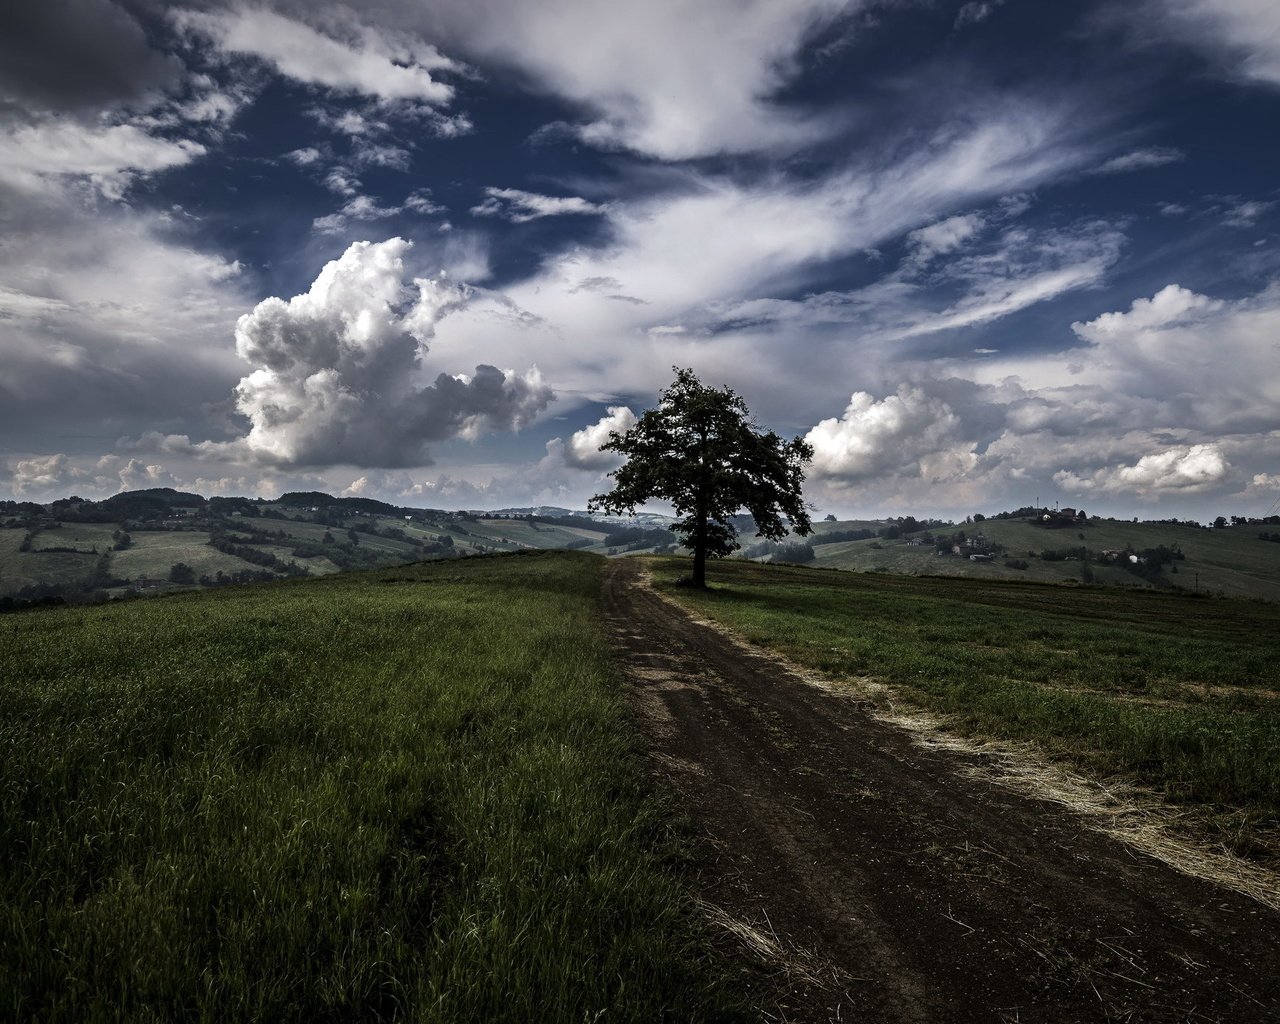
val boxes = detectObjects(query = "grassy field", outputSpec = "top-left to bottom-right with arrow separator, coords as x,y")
399,521 -> 462,547
452,519 -> 546,550
443,518 -> 626,556
979,519 -> 1280,599
225,520 -> 411,558
653,557 -> 1280,860
0,552 -> 745,1023
112,531 -> 267,581
268,547 -> 343,575
30,523 -> 119,552
806,518 -> 1280,601
0,529 -> 101,596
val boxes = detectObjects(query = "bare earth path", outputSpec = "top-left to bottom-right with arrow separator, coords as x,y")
601,560 -> 1280,1023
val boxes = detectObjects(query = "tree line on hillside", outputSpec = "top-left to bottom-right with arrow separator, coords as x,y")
1019,543 -> 1186,583
736,537 -> 816,563
0,489 -> 449,527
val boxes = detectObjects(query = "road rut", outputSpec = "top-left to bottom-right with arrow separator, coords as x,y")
602,559 -> 1280,1023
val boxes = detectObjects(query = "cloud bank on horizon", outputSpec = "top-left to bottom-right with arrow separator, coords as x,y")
1,0 -> 1278,520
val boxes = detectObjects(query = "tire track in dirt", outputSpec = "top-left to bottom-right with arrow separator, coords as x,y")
602,559 -> 1280,1023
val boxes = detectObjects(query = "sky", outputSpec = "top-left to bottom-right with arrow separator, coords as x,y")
1,0 -> 1278,521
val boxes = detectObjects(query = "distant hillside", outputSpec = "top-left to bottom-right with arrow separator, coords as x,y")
4,489 -> 1279,605
0,490 -> 680,607
792,513 -> 1280,603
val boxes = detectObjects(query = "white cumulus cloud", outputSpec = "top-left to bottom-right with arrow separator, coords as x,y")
1054,443 -> 1231,495
229,237 -> 553,467
564,406 -> 637,469
1059,283 -> 1280,436
117,459 -> 183,491
1071,283 -> 1222,340
805,386 -> 965,482
6,454 -> 87,497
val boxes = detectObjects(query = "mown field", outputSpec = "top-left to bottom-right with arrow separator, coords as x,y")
653,557 -> 1280,861
0,552 -> 745,1023
111,531 -> 259,581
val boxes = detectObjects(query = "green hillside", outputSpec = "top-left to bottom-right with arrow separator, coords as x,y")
801,516 -> 1280,601
0,497 -> 651,604
0,529 -> 102,595
0,552 -> 744,1022
111,530 -> 271,581
5,489 -> 1278,606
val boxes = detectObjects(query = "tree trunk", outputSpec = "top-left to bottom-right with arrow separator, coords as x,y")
693,433 -> 708,587
692,519 -> 707,588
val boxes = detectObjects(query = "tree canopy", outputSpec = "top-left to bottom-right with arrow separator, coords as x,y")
588,368 -> 813,587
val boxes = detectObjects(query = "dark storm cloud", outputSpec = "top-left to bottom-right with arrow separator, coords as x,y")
0,207 -> 248,450
0,0 -> 181,116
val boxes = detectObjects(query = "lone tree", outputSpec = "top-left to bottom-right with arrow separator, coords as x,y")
588,368 -> 814,588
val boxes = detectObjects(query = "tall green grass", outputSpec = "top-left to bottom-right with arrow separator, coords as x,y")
655,559 -> 1280,847
1,552 -> 745,1022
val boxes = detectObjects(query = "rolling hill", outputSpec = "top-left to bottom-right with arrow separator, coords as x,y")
3,489 -> 1278,605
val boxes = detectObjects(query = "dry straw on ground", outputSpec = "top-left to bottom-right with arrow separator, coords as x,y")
694,897 -> 853,1008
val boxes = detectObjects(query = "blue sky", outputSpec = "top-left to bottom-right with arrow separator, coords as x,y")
1,0 -> 1278,519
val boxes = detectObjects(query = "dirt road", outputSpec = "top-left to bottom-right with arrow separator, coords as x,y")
601,560 -> 1280,1023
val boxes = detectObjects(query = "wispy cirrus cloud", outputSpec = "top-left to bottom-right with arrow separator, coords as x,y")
1089,146 -> 1184,175
313,194 -> 403,233
311,189 -> 448,233
470,187 -> 607,223
1144,0 -> 1280,87
416,0 -> 858,158
668,213 -> 1125,350
954,1 -> 1006,29
1223,199 -> 1276,227
906,213 -> 986,261
426,91 -> 1113,440
0,121 -> 205,198
171,6 -> 462,106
